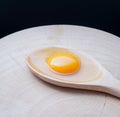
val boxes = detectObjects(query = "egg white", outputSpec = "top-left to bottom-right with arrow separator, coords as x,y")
28,47 -> 103,83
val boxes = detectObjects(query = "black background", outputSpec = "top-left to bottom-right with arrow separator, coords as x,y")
0,0 -> 120,38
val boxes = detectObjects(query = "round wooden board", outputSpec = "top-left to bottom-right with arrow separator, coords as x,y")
0,25 -> 120,117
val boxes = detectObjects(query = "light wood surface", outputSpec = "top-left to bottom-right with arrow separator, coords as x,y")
0,25 -> 120,117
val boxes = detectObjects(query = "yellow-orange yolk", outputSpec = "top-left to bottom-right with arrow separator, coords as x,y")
46,53 -> 81,75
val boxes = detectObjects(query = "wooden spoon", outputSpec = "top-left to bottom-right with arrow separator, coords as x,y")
26,47 -> 120,98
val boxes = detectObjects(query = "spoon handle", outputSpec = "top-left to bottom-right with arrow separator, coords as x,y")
96,74 -> 120,98
101,78 -> 120,98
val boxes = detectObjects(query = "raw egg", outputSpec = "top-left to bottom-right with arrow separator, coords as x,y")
27,47 -> 102,83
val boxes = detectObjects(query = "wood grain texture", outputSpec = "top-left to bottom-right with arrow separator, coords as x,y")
0,25 -> 120,117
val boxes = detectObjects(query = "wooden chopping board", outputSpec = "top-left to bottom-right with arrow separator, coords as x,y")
0,25 -> 120,117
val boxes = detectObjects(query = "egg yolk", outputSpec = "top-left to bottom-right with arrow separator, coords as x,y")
47,53 -> 81,75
